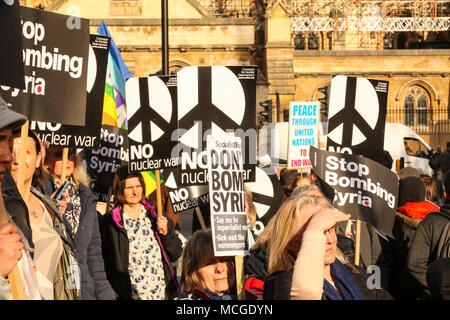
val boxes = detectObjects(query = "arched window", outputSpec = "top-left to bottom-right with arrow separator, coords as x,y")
403,86 -> 430,127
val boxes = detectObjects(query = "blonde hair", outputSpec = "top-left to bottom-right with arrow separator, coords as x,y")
252,184 -> 325,253
245,187 -> 257,229
267,194 -> 331,274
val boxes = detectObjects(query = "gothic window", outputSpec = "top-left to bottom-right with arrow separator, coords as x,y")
403,86 -> 430,127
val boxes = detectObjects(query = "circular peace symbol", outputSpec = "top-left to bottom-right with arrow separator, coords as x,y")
327,76 -> 379,147
127,77 -> 175,145
177,66 -> 247,150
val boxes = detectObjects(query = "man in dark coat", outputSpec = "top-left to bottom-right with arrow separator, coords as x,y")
408,170 -> 450,299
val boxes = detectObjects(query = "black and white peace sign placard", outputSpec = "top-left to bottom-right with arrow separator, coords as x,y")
244,165 -> 285,238
326,75 -> 388,164
176,66 -> 257,186
125,75 -> 178,172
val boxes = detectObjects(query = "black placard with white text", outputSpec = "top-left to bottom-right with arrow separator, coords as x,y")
163,166 -> 210,214
176,66 -> 257,187
30,35 -> 110,149
0,0 -> 25,89
310,146 -> 398,237
85,125 -> 129,202
1,6 -> 90,125
326,75 -> 388,164
126,75 -> 178,172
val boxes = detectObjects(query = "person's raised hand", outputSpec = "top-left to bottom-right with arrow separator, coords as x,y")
0,223 -> 23,278
306,208 -> 350,234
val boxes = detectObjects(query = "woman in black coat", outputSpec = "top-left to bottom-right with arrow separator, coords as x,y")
99,166 -> 182,300
36,147 -> 114,300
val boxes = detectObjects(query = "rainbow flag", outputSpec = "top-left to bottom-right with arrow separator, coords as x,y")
141,171 -> 164,197
97,21 -> 132,129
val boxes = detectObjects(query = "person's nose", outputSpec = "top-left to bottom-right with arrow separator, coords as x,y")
325,230 -> 336,244
214,262 -> 226,274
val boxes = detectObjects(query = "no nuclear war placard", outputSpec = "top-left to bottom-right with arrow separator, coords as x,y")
125,75 -> 178,173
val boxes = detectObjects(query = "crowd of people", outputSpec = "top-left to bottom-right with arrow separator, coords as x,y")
1,97 -> 450,301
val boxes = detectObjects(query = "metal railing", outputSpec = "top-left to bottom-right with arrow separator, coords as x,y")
197,0 -> 255,17
386,107 -> 450,146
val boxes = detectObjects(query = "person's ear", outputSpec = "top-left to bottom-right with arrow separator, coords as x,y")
35,153 -> 42,168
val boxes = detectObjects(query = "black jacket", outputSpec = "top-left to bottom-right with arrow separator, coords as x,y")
39,179 -> 115,300
407,200 -> 450,298
99,200 -> 182,300
263,263 -> 392,300
1,169 -> 33,252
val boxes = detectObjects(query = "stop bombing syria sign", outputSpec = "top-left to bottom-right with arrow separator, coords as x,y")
1,7 -> 90,126
288,101 -> 319,169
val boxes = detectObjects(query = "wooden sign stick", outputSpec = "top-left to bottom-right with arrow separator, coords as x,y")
155,170 -> 166,234
60,148 -> 69,182
235,255 -> 246,300
194,207 -> 207,231
354,219 -> 361,266
16,121 -> 29,200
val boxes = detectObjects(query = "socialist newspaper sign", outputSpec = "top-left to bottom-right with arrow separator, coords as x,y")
177,66 -> 257,187
126,75 -> 178,172
30,35 -> 110,149
0,0 -> 24,89
288,101 -> 319,169
326,75 -> 388,164
208,136 -> 248,256
85,125 -> 129,202
310,146 -> 398,237
163,166 -> 209,213
1,6 -> 90,126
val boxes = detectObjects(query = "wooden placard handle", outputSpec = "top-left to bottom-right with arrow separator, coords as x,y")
235,255 -> 245,300
354,219 -> 361,266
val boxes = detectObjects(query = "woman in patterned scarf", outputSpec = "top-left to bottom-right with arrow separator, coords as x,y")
34,147 -> 115,300
99,165 -> 182,300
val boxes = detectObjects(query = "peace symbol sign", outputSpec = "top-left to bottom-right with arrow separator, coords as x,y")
245,166 -> 285,226
327,76 -> 380,147
126,76 -> 176,147
177,66 -> 247,150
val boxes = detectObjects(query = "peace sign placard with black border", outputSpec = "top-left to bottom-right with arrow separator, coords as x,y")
176,66 -> 257,186
326,75 -> 388,165
125,75 -> 178,173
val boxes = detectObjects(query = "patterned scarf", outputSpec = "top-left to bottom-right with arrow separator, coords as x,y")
54,177 -> 81,237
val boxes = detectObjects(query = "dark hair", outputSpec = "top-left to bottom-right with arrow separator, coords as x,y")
445,170 -> 450,196
420,174 -> 438,204
112,167 -> 145,205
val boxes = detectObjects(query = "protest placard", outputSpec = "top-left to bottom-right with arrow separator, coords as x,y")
85,125 -> 129,202
326,75 -> 388,164
30,35 -> 110,149
310,146 -> 398,237
176,66 -> 257,186
244,165 -> 285,243
126,75 -> 178,172
0,0 -> 24,89
163,166 -> 210,214
208,136 -> 248,256
1,6 -> 90,126
288,101 -> 319,169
